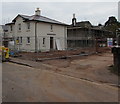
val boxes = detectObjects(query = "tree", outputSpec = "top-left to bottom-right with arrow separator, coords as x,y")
104,16 -> 120,38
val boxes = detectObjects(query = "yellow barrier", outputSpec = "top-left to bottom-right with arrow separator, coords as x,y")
0,46 -> 9,60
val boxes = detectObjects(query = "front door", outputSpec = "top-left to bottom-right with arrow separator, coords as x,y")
50,37 -> 54,50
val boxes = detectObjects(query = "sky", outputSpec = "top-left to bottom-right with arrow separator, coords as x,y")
1,1 -> 120,26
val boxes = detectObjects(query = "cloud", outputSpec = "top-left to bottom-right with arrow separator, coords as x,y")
2,0 -> 120,2
1,2 -> 118,25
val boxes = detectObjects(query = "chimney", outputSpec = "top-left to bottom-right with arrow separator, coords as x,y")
73,13 -> 75,18
35,8 -> 41,16
72,13 -> 76,26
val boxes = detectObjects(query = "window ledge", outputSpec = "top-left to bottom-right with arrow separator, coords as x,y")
26,43 -> 30,45
26,30 -> 30,32
18,30 -> 21,32
17,43 -> 22,45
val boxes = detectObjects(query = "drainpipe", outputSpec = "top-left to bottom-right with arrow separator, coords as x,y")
64,26 -> 67,50
35,21 -> 38,53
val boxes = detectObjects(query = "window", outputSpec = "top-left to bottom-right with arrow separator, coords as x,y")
43,38 -> 45,45
20,37 -> 22,43
27,22 -> 30,30
10,25 -> 12,31
16,37 -> 19,44
50,25 -> 53,31
18,24 -> 21,30
27,37 -> 30,43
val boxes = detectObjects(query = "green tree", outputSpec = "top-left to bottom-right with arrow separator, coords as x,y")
104,16 -> 120,38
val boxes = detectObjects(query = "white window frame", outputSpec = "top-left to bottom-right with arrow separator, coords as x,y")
10,25 -> 12,31
20,37 -> 22,44
27,22 -> 30,30
27,37 -> 30,44
50,25 -> 53,32
16,37 -> 19,44
43,38 -> 45,45
18,23 -> 21,31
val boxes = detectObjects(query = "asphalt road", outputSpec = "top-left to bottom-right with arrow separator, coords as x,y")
2,62 -> 118,102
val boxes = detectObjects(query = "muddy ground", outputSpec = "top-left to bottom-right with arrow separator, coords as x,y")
16,47 -> 118,85
42,51 -> 118,85
18,47 -> 108,61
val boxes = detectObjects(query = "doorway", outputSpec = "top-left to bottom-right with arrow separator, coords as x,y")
50,37 -> 54,50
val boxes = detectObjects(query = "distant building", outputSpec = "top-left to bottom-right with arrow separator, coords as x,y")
6,8 -> 68,52
67,14 -> 112,49
0,25 -> 9,46
0,25 -> 3,45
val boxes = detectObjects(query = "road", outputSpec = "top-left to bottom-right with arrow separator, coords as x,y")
2,62 -> 118,102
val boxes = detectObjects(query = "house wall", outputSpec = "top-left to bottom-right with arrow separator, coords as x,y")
36,22 -> 67,51
0,26 -> 3,35
7,16 -> 67,52
7,24 -> 14,38
14,17 -> 35,52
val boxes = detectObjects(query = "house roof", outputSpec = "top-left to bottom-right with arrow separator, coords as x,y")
10,14 -> 68,26
5,22 -> 15,25
75,21 -> 92,27
67,25 -> 112,33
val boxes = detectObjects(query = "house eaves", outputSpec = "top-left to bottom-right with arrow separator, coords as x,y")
12,14 -> 69,26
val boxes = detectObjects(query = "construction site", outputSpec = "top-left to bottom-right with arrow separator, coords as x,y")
2,46 -> 119,102
1,4 -> 120,102
1,22 -> 120,102
9,47 -> 118,85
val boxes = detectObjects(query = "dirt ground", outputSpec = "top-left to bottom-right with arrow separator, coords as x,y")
41,51 -> 118,85
16,47 -> 118,85
18,47 -> 109,61
3,62 -> 118,102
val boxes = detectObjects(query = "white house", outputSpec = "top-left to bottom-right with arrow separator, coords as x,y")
6,8 -> 68,52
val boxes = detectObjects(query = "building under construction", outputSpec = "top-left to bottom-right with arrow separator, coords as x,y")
67,14 -> 112,49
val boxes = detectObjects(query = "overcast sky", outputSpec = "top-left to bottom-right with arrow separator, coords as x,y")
1,1 -> 119,25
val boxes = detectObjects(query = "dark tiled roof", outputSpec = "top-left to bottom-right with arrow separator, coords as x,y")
13,14 -> 68,26
75,21 -> 92,27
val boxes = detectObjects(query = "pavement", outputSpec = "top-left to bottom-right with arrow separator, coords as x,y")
2,62 -> 119,102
